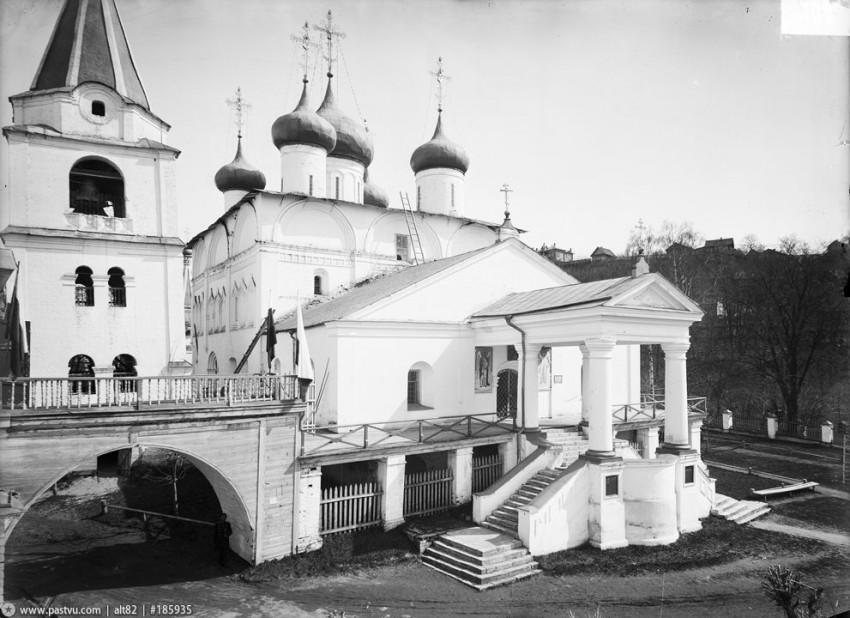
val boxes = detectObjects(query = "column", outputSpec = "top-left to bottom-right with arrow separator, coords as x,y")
448,446 -> 473,505
498,438 -> 518,471
659,341 -> 693,453
583,337 -> 617,458
579,344 -> 590,425
296,467 -> 323,553
378,454 -> 406,530
521,343 -> 543,431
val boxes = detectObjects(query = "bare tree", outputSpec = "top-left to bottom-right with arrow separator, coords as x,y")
624,219 -> 703,256
142,451 -> 191,516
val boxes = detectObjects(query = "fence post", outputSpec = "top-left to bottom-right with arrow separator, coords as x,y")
722,410 -> 733,433
448,446 -> 473,505
765,414 -> 777,439
821,421 -> 834,445
297,466 -> 323,553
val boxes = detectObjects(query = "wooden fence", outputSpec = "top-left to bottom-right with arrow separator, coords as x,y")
320,482 -> 383,535
472,454 -> 503,493
404,468 -> 454,517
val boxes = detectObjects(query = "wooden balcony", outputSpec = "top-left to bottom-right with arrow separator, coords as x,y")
0,374 -> 299,412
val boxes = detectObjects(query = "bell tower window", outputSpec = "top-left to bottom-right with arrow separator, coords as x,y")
91,100 -> 106,117
108,267 -> 126,307
69,158 -> 125,218
75,266 -> 94,306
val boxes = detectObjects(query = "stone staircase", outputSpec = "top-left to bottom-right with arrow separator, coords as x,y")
542,427 -> 590,468
421,526 -> 541,590
712,492 -> 771,524
481,468 -> 562,537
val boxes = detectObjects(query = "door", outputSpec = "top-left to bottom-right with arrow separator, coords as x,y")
496,369 -> 518,419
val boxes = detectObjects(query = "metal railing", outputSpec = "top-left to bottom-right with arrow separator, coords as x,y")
777,420 -> 823,442
301,413 -> 514,458
0,374 -> 299,411
612,396 -> 707,423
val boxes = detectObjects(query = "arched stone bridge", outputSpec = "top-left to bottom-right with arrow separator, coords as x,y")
0,375 -> 305,602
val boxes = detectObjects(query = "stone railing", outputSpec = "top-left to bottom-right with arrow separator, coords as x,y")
64,212 -> 134,234
0,374 -> 298,411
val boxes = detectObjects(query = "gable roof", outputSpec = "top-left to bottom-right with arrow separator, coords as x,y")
276,244 -> 496,331
29,0 -> 149,109
473,273 -> 703,318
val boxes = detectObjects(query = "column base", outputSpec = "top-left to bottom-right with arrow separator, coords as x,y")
384,517 -> 405,531
656,443 -> 697,456
581,450 -> 622,463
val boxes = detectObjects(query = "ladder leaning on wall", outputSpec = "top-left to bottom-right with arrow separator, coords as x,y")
399,191 -> 425,265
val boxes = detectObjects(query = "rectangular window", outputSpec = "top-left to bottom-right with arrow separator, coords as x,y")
407,370 -> 420,406
396,234 -> 410,262
685,465 -> 695,485
417,186 -> 421,209
335,177 -> 340,199
451,184 -> 455,208
309,175 -> 314,196
75,285 -> 94,307
605,474 -> 619,497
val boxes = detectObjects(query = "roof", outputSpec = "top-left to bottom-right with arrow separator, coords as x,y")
472,277 -> 633,317
702,238 -> 735,250
591,246 -> 616,258
276,244 -> 497,331
31,0 -> 149,109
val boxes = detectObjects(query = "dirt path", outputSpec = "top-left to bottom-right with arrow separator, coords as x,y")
750,520 -> 850,547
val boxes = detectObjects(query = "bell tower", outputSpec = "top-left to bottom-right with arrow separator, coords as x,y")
0,0 -> 188,378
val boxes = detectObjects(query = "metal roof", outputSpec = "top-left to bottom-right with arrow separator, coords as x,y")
471,277 -> 635,317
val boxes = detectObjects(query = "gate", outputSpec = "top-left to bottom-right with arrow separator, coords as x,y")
404,468 -> 453,517
472,454 -> 503,493
320,482 -> 383,535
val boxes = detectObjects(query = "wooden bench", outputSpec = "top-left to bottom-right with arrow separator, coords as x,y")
750,481 -> 819,501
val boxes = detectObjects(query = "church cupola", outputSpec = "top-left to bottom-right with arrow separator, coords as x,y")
217,88 -> 265,208
272,79 -> 337,198
363,169 -> 388,208
410,58 -> 468,217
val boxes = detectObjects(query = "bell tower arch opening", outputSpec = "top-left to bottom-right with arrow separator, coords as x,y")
69,157 -> 126,218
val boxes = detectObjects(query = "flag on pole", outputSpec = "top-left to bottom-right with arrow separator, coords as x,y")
265,308 -> 276,371
5,264 -> 26,377
294,297 -> 314,381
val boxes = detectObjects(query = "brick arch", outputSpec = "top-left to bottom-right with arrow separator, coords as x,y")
6,441 -> 255,562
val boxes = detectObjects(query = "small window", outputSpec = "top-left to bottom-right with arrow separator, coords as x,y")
75,266 -> 94,306
208,352 -> 218,375
716,301 -> 726,317
605,474 -> 619,497
335,177 -> 340,200
91,100 -> 106,117
396,234 -> 410,262
407,370 -> 420,406
309,175 -> 314,196
685,465 -> 695,485
416,186 -> 421,210
451,184 -> 455,209
313,275 -> 323,296
107,267 -> 126,307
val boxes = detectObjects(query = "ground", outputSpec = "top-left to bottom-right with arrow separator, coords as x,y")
4,433 -> 849,617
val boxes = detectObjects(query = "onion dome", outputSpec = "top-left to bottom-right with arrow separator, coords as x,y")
363,170 -> 388,208
214,137 -> 266,192
272,81 -> 337,152
410,112 -> 470,175
316,79 -> 374,167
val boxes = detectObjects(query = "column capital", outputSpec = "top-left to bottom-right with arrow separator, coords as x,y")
583,336 -> 617,355
661,341 -> 690,356
523,342 -> 544,355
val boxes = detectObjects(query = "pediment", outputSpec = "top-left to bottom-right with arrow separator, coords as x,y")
608,276 -> 701,314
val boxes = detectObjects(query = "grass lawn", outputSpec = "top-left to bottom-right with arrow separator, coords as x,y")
536,517 -> 832,577
769,497 -> 850,534
709,466 -> 778,500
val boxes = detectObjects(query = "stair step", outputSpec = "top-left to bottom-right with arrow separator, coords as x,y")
486,513 -> 518,530
735,505 -> 771,524
423,546 -> 535,575
437,532 -> 522,557
422,559 -> 541,591
421,553 -> 539,586
481,520 -> 518,537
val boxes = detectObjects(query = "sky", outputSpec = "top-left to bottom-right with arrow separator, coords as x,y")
1,0 -> 848,258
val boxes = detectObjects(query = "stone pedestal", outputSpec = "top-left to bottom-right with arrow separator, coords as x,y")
378,454 -> 406,530
586,458 -> 627,550
297,467 -> 323,553
722,410 -> 733,432
673,451 -> 704,533
637,426 -> 659,460
821,421 -> 834,444
448,447 -> 473,505
766,415 -> 778,439
689,420 -> 703,453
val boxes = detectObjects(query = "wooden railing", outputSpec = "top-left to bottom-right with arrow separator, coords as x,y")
472,454 -> 504,493
404,468 -> 454,517
0,374 -> 299,411
696,461 -> 715,505
301,413 -> 514,458
611,396 -> 707,423
320,482 -> 383,535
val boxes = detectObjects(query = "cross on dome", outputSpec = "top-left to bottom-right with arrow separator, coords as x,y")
313,10 -> 346,77
226,87 -> 252,139
291,22 -> 320,82
500,183 -> 513,217
430,56 -> 452,113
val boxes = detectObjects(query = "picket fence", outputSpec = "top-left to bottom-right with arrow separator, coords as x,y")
320,481 -> 383,535
404,468 -> 454,517
472,454 -> 503,493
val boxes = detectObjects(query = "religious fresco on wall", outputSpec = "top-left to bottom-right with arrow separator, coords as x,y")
538,346 -> 552,389
475,346 -> 493,392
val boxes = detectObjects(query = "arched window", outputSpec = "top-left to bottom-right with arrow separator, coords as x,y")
207,352 -> 218,375
407,361 -> 434,410
334,176 -> 341,199
69,158 -> 125,217
218,290 -> 226,331
313,275 -> 323,296
75,266 -> 94,306
112,354 -> 137,392
451,184 -> 455,209
313,269 -> 328,296
232,284 -> 240,327
309,175 -> 314,196
107,267 -> 126,307
417,186 -> 421,210
91,100 -> 106,117
69,354 -> 96,394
